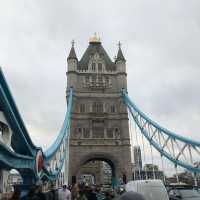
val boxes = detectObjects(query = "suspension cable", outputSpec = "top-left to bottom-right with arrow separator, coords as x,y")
171,138 -> 180,184
175,165 -> 179,183
188,145 -> 198,186
157,131 -> 166,183
129,113 -> 137,180
150,143 -> 156,179
128,112 -> 135,181
161,155 -> 166,183
141,133 -> 148,180
133,119 -> 141,180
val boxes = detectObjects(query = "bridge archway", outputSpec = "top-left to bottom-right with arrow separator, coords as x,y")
78,158 -> 115,186
69,152 -> 129,186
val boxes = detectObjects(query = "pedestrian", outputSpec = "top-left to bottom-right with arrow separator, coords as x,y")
104,191 -> 112,200
9,187 -> 21,200
71,183 -> 87,200
85,185 -> 97,200
77,183 -> 87,200
117,191 -> 146,200
34,184 -> 46,200
21,186 -> 36,200
58,183 -> 71,200
48,183 -> 57,200
94,187 -> 104,200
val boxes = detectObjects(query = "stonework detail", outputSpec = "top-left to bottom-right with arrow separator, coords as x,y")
67,38 -> 132,184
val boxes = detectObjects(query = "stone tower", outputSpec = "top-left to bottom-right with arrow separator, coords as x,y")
66,35 -> 132,184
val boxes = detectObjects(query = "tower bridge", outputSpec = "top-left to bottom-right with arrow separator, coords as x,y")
0,35 -> 199,194
67,34 -> 132,185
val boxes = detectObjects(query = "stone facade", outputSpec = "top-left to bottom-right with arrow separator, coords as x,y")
66,36 -> 132,184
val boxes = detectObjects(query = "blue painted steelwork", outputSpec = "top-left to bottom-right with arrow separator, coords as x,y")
41,144 -> 67,181
0,68 -> 38,156
122,89 -> 200,173
0,68 -> 74,184
0,141 -> 34,170
44,87 -> 73,160
42,88 -> 73,181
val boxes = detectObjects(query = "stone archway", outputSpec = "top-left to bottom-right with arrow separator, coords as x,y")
77,157 -> 115,185
69,151 -> 130,185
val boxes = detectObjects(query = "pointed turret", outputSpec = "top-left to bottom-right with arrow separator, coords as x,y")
67,40 -> 78,61
115,41 -> 127,78
67,40 -> 78,77
115,42 -> 126,62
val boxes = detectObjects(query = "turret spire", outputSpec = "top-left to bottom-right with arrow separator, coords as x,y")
116,41 -> 126,62
67,40 -> 78,60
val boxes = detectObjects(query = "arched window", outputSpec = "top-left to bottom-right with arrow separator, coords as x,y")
98,63 -> 102,72
80,104 -> 85,113
115,128 -> 120,138
92,63 -> 96,71
107,128 -> 113,138
83,128 -> 90,138
110,105 -> 116,113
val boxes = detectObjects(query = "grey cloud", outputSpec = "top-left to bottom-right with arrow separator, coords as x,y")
0,0 -> 199,150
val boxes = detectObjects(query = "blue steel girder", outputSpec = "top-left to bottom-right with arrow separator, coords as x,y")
0,68 -> 74,183
122,89 -> 200,174
0,69 -> 37,156
44,87 -> 73,160
0,141 -> 35,171
42,87 -> 73,181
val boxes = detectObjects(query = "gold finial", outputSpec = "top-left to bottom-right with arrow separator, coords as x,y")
89,32 -> 101,43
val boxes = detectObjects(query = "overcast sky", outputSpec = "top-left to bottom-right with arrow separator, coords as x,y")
0,1 -> 200,173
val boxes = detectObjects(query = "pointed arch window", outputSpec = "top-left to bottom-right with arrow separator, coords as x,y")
111,104 -> 116,113
98,63 -> 102,72
80,104 -> 85,113
83,128 -> 90,138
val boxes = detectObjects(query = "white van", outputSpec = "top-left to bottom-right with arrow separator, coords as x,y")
125,180 -> 169,200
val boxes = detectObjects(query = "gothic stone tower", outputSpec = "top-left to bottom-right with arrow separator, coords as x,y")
66,35 -> 132,184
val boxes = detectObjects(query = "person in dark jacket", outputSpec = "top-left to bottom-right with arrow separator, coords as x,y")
34,185 -> 46,200
9,187 -> 21,200
104,191 -> 112,200
85,186 -> 97,200
117,191 -> 146,200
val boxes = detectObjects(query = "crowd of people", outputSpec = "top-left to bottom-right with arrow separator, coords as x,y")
7,182 -> 146,200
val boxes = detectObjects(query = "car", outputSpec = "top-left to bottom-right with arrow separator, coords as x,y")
125,180 -> 169,200
168,185 -> 200,200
